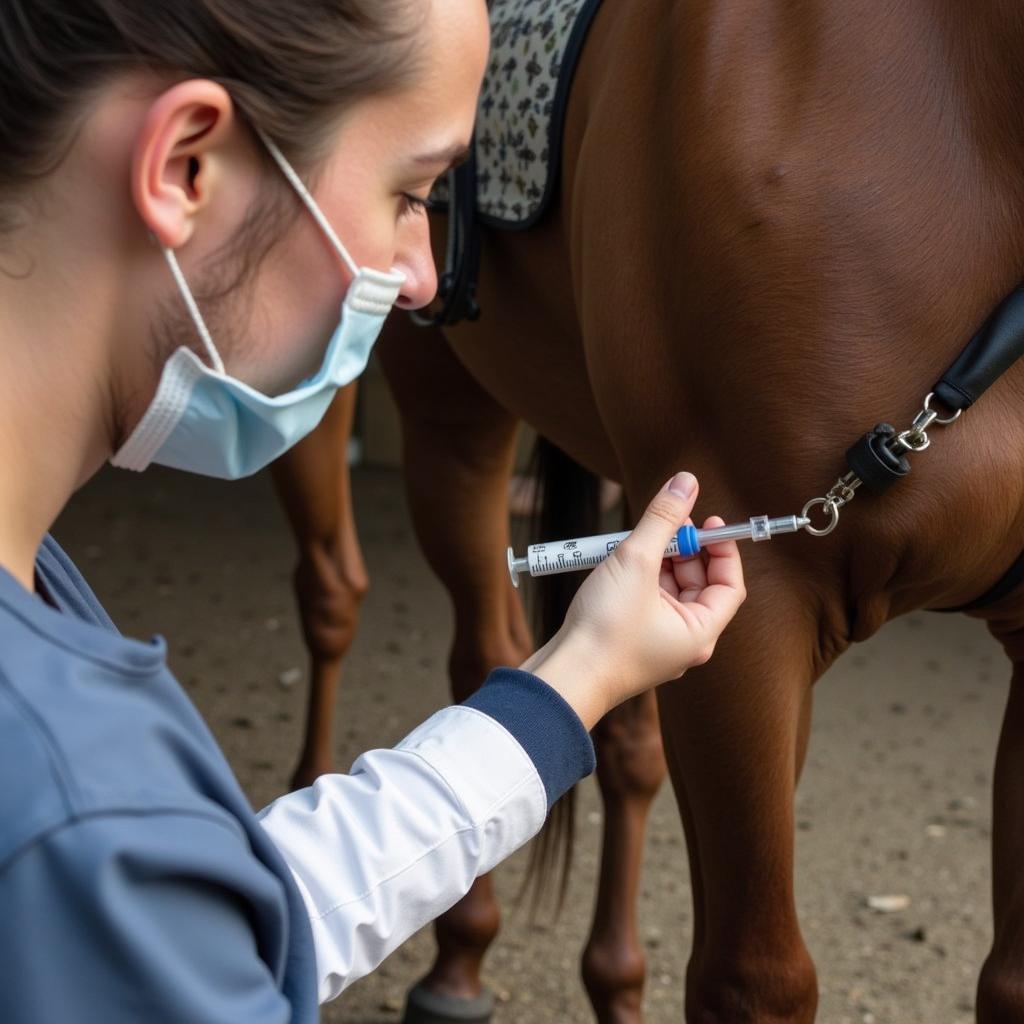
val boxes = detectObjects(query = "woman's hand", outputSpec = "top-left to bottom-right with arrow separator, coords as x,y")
521,472 -> 746,729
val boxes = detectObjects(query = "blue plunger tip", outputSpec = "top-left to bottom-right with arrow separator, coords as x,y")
676,524 -> 701,558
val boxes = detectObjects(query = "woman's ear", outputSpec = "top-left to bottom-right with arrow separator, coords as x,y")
131,80 -> 235,248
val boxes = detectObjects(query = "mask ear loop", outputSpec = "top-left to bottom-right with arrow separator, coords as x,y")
161,245 -> 226,374
254,128 -> 361,280
160,127 -> 393,377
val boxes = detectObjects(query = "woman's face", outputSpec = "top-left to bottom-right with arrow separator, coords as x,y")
295,0 -> 491,309
138,0 -> 490,400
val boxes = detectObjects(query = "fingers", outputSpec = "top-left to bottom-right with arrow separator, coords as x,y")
696,514 -> 746,618
702,515 -> 744,588
659,560 -> 678,595
622,472 -> 699,564
670,518 -> 707,600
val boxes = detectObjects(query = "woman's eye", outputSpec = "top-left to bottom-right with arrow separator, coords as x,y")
400,193 -> 430,218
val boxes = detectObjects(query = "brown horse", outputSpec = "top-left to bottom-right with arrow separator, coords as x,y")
272,2 -> 1024,1021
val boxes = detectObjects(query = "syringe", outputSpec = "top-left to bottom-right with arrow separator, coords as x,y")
507,515 -> 810,588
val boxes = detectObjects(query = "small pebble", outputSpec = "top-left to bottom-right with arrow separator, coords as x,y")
866,894 -> 911,913
278,667 -> 302,688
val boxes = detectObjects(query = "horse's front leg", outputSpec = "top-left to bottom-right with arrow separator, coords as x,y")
269,382 -> 366,790
976,607 -> 1024,1023
652,554 -> 823,1024
378,318 -> 531,1023
584,688 -> 668,1024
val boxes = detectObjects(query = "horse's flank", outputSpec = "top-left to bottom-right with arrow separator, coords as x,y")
444,0 -> 1024,646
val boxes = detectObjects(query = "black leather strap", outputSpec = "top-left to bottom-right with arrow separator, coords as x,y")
928,282 -> 1024,611
933,281 -> 1024,412
410,147 -> 482,329
933,547 -> 1024,613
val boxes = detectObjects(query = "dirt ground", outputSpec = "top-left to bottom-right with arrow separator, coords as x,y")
53,464 -> 1008,1024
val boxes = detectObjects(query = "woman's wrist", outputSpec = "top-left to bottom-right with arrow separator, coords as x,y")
519,628 -> 607,731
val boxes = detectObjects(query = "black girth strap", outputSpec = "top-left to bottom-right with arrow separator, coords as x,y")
933,280 -> 1024,411
935,549 -> 1024,614
931,281 -> 1024,612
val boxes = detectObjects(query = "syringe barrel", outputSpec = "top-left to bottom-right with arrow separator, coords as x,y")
526,530 -> 632,577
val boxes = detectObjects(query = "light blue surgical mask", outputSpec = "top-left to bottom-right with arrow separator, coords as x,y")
111,131 -> 406,479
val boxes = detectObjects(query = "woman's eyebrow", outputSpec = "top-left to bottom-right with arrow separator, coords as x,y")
413,143 -> 471,172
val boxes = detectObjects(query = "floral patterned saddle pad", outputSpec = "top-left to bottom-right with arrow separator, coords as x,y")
433,0 -> 604,229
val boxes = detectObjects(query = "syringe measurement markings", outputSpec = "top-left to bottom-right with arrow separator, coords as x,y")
531,553 -> 605,575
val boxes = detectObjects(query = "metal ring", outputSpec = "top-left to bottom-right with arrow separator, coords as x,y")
801,497 -> 841,537
923,391 -> 962,425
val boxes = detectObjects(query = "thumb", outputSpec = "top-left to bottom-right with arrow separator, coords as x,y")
623,472 -> 699,559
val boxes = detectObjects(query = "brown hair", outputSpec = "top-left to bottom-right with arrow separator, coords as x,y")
0,0 -> 423,233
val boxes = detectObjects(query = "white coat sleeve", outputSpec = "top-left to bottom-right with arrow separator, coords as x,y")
256,668 -> 596,1004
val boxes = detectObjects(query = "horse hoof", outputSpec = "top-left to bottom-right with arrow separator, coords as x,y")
401,983 -> 495,1024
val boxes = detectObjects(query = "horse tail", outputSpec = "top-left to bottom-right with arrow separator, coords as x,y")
521,435 -> 602,917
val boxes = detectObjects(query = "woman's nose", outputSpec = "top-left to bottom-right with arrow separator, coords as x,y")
393,222 -> 439,311
396,271 -> 438,311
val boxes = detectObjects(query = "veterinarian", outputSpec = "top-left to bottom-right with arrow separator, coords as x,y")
0,2 -> 746,1020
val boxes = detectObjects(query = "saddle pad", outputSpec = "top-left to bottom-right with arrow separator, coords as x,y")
433,0 -> 604,229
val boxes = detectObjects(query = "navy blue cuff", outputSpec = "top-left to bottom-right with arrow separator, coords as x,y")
462,668 -> 596,809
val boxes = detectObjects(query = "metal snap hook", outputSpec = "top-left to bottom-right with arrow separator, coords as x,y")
893,429 -> 931,453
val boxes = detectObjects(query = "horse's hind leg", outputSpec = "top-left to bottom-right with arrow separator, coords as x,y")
528,458 -> 668,1023
377,319 -> 531,1022
269,382 -> 366,790
583,688 -> 668,1023
976,605 -> 1024,1022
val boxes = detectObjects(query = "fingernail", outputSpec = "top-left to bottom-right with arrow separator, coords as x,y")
668,471 -> 697,498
